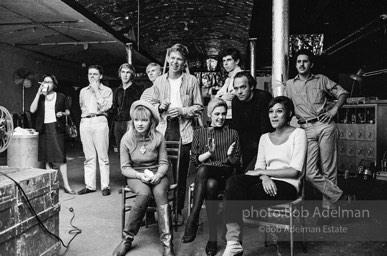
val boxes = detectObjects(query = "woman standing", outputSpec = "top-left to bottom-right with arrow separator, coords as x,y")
221,96 -> 307,256
113,100 -> 174,256
30,74 -> 74,194
182,98 -> 241,256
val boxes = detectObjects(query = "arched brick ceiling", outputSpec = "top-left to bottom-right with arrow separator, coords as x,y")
77,0 -> 254,69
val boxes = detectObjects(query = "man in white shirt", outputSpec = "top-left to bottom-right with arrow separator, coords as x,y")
141,63 -> 162,103
78,65 -> 113,196
215,48 -> 242,126
152,44 -> 203,225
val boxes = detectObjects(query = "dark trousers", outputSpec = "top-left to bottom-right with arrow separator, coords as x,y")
165,118 -> 191,213
223,174 -> 297,223
114,120 -> 130,151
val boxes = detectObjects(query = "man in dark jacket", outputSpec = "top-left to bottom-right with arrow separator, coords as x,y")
112,63 -> 144,151
232,71 -> 273,172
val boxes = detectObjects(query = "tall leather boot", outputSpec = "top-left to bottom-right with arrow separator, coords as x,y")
113,195 -> 150,256
157,204 -> 176,256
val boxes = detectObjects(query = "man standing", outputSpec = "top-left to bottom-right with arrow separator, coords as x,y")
141,63 -> 162,103
232,71 -> 273,172
215,48 -> 242,126
286,49 -> 348,214
113,63 -> 144,151
78,65 -> 113,196
152,43 -> 203,225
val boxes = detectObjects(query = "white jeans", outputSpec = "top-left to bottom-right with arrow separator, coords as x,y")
80,116 -> 110,190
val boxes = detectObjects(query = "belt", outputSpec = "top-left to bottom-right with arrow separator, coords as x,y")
83,114 -> 106,119
298,117 -> 319,125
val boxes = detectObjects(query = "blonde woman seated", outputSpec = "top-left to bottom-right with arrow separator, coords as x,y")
222,96 -> 307,256
182,98 -> 241,256
113,100 -> 175,256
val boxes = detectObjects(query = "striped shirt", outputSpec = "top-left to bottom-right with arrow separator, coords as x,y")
191,126 -> 241,168
152,72 -> 203,144
140,86 -> 154,103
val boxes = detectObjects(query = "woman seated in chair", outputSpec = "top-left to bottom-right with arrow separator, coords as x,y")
113,100 -> 175,256
182,98 -> 241,256
221,96 -> 307,256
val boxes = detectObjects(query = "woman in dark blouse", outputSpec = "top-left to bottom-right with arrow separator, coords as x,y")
30,74 -> 74,194
182,98 -> 241,256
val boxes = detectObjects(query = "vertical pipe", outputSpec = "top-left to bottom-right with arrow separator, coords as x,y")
137,0 -> 140,51
126,43 -> 133,64
272,0 -> 289,96
249,38 -> 257,78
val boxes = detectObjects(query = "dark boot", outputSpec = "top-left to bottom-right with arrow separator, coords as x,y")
157,204 -> 175,256
113,195 -> 150,256
182,172 -> 208,243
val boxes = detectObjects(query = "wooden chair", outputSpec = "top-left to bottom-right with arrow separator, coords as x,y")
243,174 -> 307,256
121,140 -> 182,235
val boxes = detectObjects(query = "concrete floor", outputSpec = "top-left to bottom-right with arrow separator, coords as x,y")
3,140 -> 386,256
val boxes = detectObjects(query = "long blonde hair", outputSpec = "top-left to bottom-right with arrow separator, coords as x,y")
126,106 -> 161,153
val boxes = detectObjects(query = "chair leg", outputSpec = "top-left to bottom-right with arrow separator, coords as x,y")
174,191 -> 178,231
187,187 -> 191,217
301,207 -> 307,253
290,204 -> 294,256
121,188 -> 126,238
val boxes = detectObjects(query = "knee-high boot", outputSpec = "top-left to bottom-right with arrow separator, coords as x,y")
113,195 -> 150,256
157,204 -> 175,256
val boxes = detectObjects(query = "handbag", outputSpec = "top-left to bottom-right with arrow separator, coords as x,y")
65,115 -> 78,138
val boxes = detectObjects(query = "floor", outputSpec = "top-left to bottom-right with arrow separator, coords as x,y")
2,140 -> 387,256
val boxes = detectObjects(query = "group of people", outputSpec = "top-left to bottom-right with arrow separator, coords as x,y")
30,44 -> 348,256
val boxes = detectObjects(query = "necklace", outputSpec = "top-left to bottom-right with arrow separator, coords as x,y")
45,92 -> 55,101
140,136 -> 147,154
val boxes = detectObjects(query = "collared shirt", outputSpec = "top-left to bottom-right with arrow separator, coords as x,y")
140,86 -> 154,103
215,66 -> 242,119
79,83 -> 113,117
286,74 -> 348,121
113,82 -> 144,121
152,72 -> 203,144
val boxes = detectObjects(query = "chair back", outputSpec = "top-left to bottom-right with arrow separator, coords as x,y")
165,140 -> 182,186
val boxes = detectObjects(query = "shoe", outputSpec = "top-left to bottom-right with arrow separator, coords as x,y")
102,188 -> 111,196
64,187 -> 76,195
181,216 -> 199,243
222,241 -> 243,256
112,236 -> 133,256
205,241 -> 217,256
77,187 -> 96,195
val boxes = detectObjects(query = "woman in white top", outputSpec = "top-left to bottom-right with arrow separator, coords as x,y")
221,96 -> 307,256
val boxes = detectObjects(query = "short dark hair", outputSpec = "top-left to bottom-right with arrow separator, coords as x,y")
294,49 -> 314,63
268,96 -> 295,122
221,48 -> 241,62
41,74 -> 58,88
88,64 -> 104,75
234,71 -> 256,89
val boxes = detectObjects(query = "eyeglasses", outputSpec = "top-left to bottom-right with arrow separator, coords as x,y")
42,81 -> 54,84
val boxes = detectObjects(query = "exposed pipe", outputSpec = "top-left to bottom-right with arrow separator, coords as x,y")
137,0 -> 140,51
126,43 -> 133,64
272,0 -> 289,97
249,38 -> 257,78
